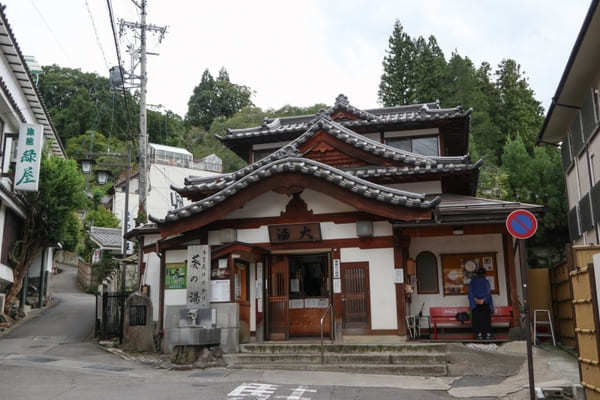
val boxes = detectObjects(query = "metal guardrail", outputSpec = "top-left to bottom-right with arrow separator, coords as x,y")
320,303 -> 334,364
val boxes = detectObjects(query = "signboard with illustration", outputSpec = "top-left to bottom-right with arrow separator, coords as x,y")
165,262 -> 186,289
14,123 -> 43,192
441,252 -> 499,295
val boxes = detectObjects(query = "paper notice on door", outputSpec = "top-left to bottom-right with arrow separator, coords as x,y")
290,278 -> 300,292
333,278 -> 341,293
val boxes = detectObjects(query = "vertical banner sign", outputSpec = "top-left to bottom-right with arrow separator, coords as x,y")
14,123 -> 43,192
187,245 -> 210,307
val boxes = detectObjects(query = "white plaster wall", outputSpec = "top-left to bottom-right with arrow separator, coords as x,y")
143,252 -> 161,321
164,250 -> 187,306
301,189 -> 357,213
236,227 -> 269,244
321,221 -> 392,240
565,168 -> 579,209
113,164 -> 220,227
225,191 -> 289,219
408,234 -> 508,317
0,204 -> 7,282
577,153 -> 590,197
340,247 -> 397,330
388,181 -> 442,195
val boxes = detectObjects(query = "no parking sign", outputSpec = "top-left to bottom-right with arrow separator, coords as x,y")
506,209 -> 537,239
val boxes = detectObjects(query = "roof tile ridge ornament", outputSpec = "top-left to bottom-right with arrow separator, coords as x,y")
329,93 -> 379,121
158,156 -> 440,224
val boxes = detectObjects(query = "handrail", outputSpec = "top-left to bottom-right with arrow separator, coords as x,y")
320,302 -> 334,364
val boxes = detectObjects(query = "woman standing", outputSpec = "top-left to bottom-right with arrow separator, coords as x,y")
468,267 -> 494,340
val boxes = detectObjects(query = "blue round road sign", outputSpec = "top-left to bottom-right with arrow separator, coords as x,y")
506,209 -> 537,239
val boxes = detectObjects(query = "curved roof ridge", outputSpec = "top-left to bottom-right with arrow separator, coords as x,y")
153,156 -> 441,224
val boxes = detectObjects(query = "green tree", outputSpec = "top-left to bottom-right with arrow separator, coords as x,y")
186,68 -> 253,130
378,21 -> 416,106
5,154 -> 87,312
85,206 -> 120,228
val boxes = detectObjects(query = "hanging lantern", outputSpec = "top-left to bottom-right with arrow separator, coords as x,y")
80,159 -> 93,174
96,169 -> 111,185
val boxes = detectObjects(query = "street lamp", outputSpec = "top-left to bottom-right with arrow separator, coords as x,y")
80,159 -> 93,174
95,169 -> 111,185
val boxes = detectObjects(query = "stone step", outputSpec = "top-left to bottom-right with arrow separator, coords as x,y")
227,362 -> 448,376
240,343 -> 447,354
226,352 -> 446,365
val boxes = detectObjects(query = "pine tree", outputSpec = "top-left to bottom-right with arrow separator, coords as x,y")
378,21 -> 416,106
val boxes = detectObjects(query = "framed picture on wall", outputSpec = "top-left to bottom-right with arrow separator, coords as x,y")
441,252 -> 499,295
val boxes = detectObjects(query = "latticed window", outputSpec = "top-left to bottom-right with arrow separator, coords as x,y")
416,251 -> 439,294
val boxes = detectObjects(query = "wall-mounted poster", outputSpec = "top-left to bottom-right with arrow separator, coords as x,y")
441,253 -> 499,295
165,262 -> 186,289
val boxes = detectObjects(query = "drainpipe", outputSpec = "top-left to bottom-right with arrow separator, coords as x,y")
38,248 -> 46,308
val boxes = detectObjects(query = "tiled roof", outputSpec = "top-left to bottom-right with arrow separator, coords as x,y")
174,115 -> 475,197
89,226 -> 122,250
347,160 -> 483,179
221,94 -> 469,141
0,6 -> 65,158
153,157 -> 441,224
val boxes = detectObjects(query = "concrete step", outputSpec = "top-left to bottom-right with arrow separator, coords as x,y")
227,362 -> 448,376
225,352 -> 446,365
239,343 -> 447,354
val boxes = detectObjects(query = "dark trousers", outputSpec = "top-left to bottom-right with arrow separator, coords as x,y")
472,304 -> 492,335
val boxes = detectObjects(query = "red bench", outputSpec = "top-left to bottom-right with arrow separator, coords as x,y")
429,306 -> 513,339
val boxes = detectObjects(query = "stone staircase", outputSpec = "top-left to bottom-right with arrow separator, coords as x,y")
224,343 -> 448,376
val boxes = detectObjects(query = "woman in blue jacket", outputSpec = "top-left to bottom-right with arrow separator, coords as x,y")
468,267 -> 494,340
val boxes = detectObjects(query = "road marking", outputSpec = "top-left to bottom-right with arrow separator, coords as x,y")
275,385 -> 317,400
228,383 -> 279,399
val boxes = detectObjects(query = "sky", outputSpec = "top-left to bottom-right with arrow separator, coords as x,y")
1,0 -> 591,118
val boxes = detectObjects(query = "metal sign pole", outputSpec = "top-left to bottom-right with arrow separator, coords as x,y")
518,239 -> 535,400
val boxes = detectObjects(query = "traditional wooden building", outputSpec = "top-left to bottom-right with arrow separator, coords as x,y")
134,95 -> 540,350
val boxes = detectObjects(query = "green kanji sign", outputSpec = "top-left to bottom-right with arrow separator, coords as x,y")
15,123 -> 43,192
165,262 -> 186,289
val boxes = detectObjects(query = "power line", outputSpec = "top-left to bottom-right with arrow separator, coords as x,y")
106,0 -> 134,142
27,0 -> 72,64
84,0 -> 110,70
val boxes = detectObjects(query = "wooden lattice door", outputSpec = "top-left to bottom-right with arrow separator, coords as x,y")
341,262 -> 370,331
268,255 -> 289,340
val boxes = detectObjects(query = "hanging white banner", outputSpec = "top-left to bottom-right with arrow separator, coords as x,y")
14,123 -> 43,192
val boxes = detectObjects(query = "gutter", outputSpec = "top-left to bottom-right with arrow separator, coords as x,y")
537,0 -> 600,145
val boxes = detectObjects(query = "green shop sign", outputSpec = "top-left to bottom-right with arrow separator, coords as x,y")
165,262 -> 187,289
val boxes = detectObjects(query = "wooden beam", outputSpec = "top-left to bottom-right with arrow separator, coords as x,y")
400,224 -> 505,237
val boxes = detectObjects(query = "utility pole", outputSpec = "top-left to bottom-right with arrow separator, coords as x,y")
119,0 -> 166,223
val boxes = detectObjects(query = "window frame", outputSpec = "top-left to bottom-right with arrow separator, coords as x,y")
385,135 -> 440,157
415,251 -> 439,294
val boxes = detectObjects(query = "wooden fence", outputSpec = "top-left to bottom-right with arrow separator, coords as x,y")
570,262 -> 600,399
550,260 -> 576,348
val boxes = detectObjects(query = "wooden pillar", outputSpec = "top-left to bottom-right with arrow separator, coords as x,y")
158,248 -> 166,334
394,230 -> 410,335
503,232 -> 521,327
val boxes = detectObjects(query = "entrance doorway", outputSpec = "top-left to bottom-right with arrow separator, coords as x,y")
341,262 -> 371,332
267,253 -> 331,339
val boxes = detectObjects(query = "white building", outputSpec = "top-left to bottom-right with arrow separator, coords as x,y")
110,144 -> 222,251
0,7 -> 65,298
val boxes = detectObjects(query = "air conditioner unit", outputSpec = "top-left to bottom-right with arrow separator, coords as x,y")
0,293 -> 6,316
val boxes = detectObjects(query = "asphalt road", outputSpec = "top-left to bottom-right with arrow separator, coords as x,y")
0,266 -> 497,399
5,265 -> 95,342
